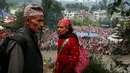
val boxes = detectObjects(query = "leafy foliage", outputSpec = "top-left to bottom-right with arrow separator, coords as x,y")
91,5 -> 100,11
41,0 -> 64,29
107,0 -> 130,16
0,4 -> 25,30
0,15 -> 4,22
0,0 -> 9,11
72,15 -> 92,26
65,3 -> 89,11
14,4 -> 25,28
90,0 -> 107,11
107,0 -> 130,42
84,53 -> 119,73
119,20 -> 130,42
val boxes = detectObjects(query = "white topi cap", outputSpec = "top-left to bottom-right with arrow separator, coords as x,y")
24,3 -> 44,16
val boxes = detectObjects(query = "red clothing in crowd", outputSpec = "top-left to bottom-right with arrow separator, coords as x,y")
1,33 -> 6,39
55,37 -> 80,73
0,32 -> 6,39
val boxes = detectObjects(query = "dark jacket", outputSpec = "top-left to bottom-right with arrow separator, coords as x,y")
6,27 -> 43,73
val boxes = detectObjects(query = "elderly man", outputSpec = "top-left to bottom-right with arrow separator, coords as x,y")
5,3 -> 44,73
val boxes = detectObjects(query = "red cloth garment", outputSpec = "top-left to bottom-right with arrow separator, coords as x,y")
58,19 -> 71,28
1,33 -> 6,39
55,37 -> 80,73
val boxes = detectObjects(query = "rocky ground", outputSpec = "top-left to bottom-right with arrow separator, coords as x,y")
41,50 -> 57,73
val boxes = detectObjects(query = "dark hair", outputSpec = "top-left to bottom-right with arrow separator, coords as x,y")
68,23 -> 73,33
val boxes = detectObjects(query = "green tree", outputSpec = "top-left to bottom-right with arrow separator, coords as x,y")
0,15 -> 4,21
99,17 -> 110,25
99,1 -> 107,10
107,0 -> 122,17
14,4 -> 25,28
0,4 -> 25,30
83,16 -> 92,26
107,0 -> 130,17
72,15 -> 92,26
65,3 -> 89,11
72,15 -> 83,26
73,20 -> 83,26
41,0 -> 64,29
0,0 -> 9,11
107,0 -> 130,48
2,0 -> 64,29
111,17 -> 119,28
91,5 -> 100,11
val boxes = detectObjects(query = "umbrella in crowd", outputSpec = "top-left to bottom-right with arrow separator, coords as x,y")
0,26 -> 4,30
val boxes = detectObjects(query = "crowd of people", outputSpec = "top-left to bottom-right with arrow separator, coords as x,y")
1,23 -> 129,54
0,28 -> 15,42
40,26 -> 130,55
41,26 -> 110,54
1,25 -> 128,55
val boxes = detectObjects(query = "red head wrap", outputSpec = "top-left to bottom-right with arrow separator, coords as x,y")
58,19 -> 71,28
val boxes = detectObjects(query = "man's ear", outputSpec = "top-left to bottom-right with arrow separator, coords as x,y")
24,18 -> 31,27
26,18 -> 30,22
